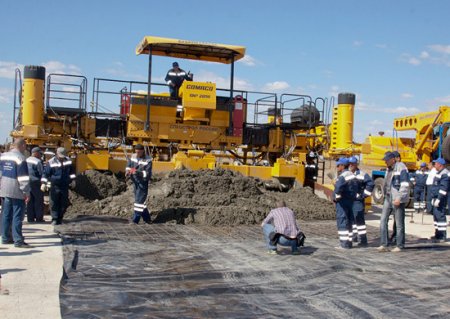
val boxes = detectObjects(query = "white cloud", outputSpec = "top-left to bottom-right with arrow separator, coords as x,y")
401,93 -> 414,99
194,70 -> 254,91
42,61 -> 82,75
428,44 -> 450,55
369,119 -> 383,125
419,51 -> 430,59
353,40 -> 363,47
433,95 -> 450,105
375,44 -> 387,49
322,69 -> 333,78
328,85 -> 340,97
0,87 -> 14,104
355,100 -> 419,115
239,55 -> 257,66
355,101 -> 369,111
0,61 -> 24,79
104,66 -> 147,81
385,106 -> 420,114
402,44 -> 450,67
262,81 -> 290,92
408,57 -> 421,66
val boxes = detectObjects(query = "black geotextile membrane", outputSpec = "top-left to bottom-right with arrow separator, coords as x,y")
58,216 -> 450,319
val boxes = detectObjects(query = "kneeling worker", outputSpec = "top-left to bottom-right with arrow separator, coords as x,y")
261,200 -> 304,255
126,144 -> 152,224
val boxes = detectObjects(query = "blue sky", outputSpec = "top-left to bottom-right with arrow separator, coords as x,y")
1,0 -> 450,143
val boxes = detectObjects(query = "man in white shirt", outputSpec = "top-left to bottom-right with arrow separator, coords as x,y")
425,162 -> 436,214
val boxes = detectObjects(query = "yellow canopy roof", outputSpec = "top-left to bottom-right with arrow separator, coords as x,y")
136,36 -> 246,64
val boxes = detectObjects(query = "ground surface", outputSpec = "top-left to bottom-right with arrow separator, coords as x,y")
57,217 -> 450,319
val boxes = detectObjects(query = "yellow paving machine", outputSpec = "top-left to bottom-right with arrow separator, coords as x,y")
10,35 -> 363,191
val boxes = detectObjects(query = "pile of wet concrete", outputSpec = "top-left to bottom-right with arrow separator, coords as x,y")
66,168 -> 335,225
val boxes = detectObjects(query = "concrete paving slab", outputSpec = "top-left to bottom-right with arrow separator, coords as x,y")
0,216 -> 62,319
366,206 -> 449,240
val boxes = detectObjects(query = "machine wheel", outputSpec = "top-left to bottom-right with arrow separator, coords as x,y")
442,135 -> 450,163
372,178 -> 385,205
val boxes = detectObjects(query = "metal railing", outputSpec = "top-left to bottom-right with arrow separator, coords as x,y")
12,68 -> 22,129
46,73 -> 87,112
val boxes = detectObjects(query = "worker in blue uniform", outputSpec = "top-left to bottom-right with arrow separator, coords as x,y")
126,144 -> 152,224
41,147 -> 76,225
430,158 -> 449,243
410,162 -> 428,223
348,156 -> 374,247
26,147 -> 45,223
333,157 -> 355,249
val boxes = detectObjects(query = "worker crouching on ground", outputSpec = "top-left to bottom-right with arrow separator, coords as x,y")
41,147 -> 76,225
333,157 -> 355,249
410,162 -> 428,223
348,156 -> 374,247
430,158 -> 449,243
261,200 -> 305,255
26,147 -> 45,223
126,144 -> 152,224
378,151 -> 409,252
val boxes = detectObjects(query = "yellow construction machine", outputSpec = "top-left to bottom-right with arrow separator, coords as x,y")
11,35 -> 360,191
360,107 -> 450,204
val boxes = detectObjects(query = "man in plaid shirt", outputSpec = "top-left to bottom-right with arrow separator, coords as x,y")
261,200 -> 301,255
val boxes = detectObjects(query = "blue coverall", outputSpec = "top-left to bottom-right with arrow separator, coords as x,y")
334,170 -> 356,248
126,154 -> 152,224
349,169 -> 374,245
430,168 -> 449,240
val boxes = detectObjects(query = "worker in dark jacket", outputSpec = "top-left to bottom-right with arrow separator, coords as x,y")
126,144 -> 152,224
165,62 -> 191,98
430,158 -> 449,242
410,162 -> 428,223
26,147 -> 45,223
41,147 -> 76,225
348,156 -> 374,247
333,157 -> 355,249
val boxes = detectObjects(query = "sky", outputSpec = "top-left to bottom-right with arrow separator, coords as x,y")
1,0 -> 450,144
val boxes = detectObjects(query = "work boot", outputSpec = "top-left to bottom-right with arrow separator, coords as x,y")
391,247 -> 403,252
14,242 -> 31,248
377,246 -> 389,252
431,237 -> 446,243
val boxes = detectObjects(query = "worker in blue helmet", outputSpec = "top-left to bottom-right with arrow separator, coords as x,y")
430,158 -> 449,242
410,162 -> 428,223
348,156 -> 374,247
333,157 -> 355,249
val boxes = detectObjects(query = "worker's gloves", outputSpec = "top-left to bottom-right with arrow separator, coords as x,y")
40,184 -> 48,192
356,193 -> 361,200
432,199 -> 440,207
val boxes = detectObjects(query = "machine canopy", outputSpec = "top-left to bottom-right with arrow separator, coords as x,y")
136,36 -> 246,64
